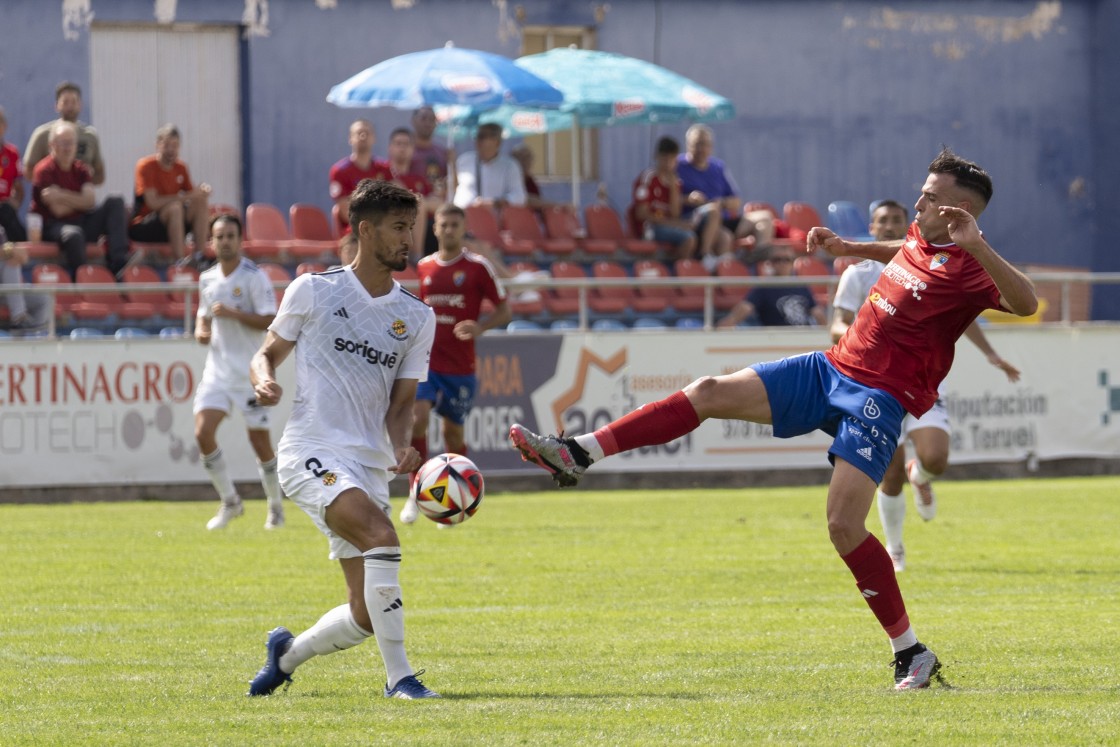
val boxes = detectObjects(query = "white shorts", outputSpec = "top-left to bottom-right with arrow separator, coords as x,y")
193,377 -> 271,430
899,397 -> 951,443
278,444 -> 391,560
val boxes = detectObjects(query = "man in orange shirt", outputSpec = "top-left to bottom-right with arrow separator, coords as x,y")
130,124 -> 211,265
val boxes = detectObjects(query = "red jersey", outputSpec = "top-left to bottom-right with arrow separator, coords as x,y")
417,250 -> 506,375
390,170 -> 432,198
328,156 -> 392,233
133,155 -> 194,223
31,157 -> 92,222
0,142 -> 22,202
630,168 -> 675,236
826,223 -> 1002,417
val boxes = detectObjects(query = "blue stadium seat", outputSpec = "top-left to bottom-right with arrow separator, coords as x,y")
159,326 -> 186,338
549,319 -> 580,332
591,318 -> 627,331
632,317 -> 667,330
70,327 -> 106,339
506,319 -> 544,333
115,327 -> 151,339
675,317 -> 704,330
828,201 -> 872,240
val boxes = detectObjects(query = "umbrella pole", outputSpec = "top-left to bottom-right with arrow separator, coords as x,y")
570,114 -> 581,207
445,128 -> 457,204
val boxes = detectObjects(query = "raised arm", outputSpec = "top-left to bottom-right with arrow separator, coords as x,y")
939,206 -> 1038,317
962,320 -> 1021,382
806,227 -> 904,264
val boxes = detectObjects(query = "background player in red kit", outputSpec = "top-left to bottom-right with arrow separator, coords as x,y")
400,203 -> 510,525
509,148 -> 1038,690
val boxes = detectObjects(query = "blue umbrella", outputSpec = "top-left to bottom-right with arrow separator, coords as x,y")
436,48 -> 735,203
326,44 -> 564,112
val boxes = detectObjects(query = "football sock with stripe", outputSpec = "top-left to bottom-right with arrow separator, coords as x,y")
842,534 -> 913,648
583,390 -> 700,458
364,547 -> 412,689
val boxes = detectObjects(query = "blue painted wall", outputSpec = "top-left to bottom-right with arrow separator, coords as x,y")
0,0 -> 1116,316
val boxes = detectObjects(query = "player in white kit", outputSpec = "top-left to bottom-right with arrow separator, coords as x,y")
246,180 -> 439,699
194,213 -> 284,531
831,200 -> 1020,571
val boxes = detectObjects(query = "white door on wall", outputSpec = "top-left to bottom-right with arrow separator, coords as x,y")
90,24 -> 241,211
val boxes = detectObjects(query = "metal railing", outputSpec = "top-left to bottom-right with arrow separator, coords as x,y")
1,271 -> 1117,338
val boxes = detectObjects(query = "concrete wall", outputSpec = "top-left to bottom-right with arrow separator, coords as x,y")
1,0 -> 1116,315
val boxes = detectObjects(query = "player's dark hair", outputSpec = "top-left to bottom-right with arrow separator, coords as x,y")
929,147 -> 992,207
210,212 -> 242,237
870,199 -> 908,220
389,127 -> 413,141
55,81 -> 82,101
349,179 -> 418,229
656,136 -> 680,156
434,203 -> 465,220
476,123 -> 503,140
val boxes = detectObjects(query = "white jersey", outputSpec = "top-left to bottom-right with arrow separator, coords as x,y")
832,259 -> 887,314
271,266 -> 435,469
198,258 -> 277,387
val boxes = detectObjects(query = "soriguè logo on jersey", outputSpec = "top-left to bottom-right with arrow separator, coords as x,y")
389,319 -> 409,340
333,337 -> 399,368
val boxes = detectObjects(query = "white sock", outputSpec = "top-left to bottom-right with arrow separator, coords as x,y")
363,547 -> 412,688
280,603 -> 371,673
573,434 -> 603,463
201,448 -> 238,503
912,460 -> 937,484
890,626 -> 919,654
258,456 -> 282,509
876,489 -> 906,552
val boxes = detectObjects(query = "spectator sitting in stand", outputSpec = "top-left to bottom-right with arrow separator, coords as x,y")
129,124 -> 211,267
30,122 -> 129,278
453,123 -> 526,210
717,246 -> 826,327
1,227 -> 50,332
678,124 -> 773,270
0,106 -> 27,242
408,107 -> 450,201
24,82 -> 106,186
329,119 -> 391,236
510,143 -> 565,215
630,136 -> 697,260
386,127 -> 440,263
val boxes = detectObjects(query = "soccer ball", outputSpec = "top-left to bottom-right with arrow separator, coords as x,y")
411,453 -> 484,525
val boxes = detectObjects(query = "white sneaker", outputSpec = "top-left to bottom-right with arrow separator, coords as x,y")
907,460 -> 938,521
264,504 -> 284,530
206,501 -> 244,530
887,545 -> 906,573
399,495 -> 420,525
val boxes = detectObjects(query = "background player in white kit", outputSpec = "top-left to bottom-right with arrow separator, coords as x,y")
831,199 -> 1020,570
247,179 -> 440,699
194,213 -> 284,531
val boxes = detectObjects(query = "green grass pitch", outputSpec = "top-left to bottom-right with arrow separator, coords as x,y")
1,477 -> 1118,746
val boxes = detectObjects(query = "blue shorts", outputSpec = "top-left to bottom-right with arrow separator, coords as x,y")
750,351 -> 904,483
648,223 -> 694,248
416,371 -> 477,426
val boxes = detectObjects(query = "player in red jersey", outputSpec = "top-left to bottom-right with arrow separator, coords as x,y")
508,148 -> 1038,690
329,119 -> 391,236
400,203 -> 510,525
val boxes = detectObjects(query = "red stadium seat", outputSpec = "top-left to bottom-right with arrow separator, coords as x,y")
31,262 -> 78,316
120,264 -> 174,317
833,255 -> 861,275
544,260 -> 586,316
164,265 -> 200,321
501,205 -> 577,257
74,264 -> 156,321
589,261 -> 631,314
715,258 -> 752,311
542,205 -> 613,256
243,203 -> 291,260
463,204 -> 504,247
672,258 -> 711,313
506,261 -> 545,316
631,259 -> 674,314
793,255 -> 834,308
289,203 -> 338,259
583,204 -> 658,257
783,201 -> 825,244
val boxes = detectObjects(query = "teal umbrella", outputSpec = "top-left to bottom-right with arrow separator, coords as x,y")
436,48 -> 735,203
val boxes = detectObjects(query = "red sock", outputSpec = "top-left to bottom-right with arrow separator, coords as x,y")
592,390 -> 700,457
842,534 -> 910,638
449,443 -> 467,457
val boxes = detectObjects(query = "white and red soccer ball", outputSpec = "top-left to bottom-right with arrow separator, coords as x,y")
411,453 -> 484,525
